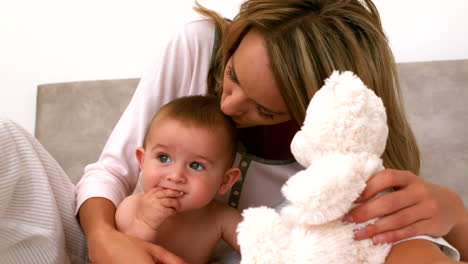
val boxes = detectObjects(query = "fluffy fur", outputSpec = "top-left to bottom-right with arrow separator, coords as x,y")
237,71 -> 392,264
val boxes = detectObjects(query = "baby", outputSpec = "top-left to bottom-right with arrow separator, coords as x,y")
115,95 -> 242,264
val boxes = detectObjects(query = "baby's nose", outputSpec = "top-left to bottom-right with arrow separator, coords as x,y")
167,169 -> 186,183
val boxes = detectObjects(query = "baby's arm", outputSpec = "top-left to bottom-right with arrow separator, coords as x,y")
115,193 -> 159,242
220,206 -> 243,253
385,239 -> 467,264
115,187 -> 182,242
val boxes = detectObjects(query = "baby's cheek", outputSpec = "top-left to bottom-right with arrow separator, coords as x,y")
192,182 -> 218,207
142,173 -> 160,192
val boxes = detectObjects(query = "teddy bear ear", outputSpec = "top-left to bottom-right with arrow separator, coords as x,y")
298,71 -> 388,156
290,130 -> 312,168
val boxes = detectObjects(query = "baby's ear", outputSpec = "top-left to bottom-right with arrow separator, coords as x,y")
218,168 -> 241,195
135,147 -> 145,170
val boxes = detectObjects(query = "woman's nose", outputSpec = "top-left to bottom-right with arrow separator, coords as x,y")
221,87 -> 248,117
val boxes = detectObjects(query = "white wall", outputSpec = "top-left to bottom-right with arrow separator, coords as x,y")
374,0 -> 468,62
1,0 -> 467,133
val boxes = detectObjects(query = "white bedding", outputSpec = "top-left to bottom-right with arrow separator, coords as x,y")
0,118 -> 87,264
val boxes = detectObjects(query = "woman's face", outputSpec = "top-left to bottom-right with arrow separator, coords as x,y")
220,29 -> 291,128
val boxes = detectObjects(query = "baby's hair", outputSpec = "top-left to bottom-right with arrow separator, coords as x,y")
144,95 -> 238,165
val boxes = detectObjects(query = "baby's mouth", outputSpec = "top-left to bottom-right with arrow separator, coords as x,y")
161,186 -> 185,196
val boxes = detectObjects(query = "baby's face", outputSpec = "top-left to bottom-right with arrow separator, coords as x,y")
138,118 -> 232,212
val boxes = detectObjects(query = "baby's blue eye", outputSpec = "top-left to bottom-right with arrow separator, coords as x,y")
158,154 -> 171,163
189,162 -> 204,171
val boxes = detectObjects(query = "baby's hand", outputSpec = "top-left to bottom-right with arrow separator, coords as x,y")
135,187 -> 184,230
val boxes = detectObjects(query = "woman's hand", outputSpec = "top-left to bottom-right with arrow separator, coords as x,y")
345,169 -> 465,244
87,226 -> 188,264
80,197 -> 187,264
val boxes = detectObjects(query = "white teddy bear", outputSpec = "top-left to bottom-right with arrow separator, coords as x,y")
237,71 -> 392,264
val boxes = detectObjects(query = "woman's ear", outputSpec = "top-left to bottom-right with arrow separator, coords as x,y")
218,168 -> 241,195
135,147 -> 145,170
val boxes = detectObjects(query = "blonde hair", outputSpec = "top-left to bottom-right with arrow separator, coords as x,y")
195,0 -> 420,174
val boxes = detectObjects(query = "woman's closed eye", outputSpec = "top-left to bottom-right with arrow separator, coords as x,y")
226,63 -> 285,121
158,154 -> 172,163
226,66 -> 239,83
256,104 -> 274,119
189,161 -> 205,171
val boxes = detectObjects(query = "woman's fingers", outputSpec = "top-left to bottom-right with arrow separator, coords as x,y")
348,168 -> 466,242
357,169 -> 414,203
370,219 -> 435,245
87,227 -> 179,264
353,202 -> 432,241
347,186 -> 419,224
144,242 -> 188,264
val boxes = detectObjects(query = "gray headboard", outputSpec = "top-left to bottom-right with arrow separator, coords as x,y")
35,79 -> 139,184
35,60 -> 468,204
398,60 -> 468,204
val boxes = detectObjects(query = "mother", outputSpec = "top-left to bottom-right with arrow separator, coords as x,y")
77,0 -> 467,263
2,0 -> 464,263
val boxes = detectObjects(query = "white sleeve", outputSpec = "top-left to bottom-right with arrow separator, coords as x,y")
75,19 -> 216,213
395,236 -> 460,261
